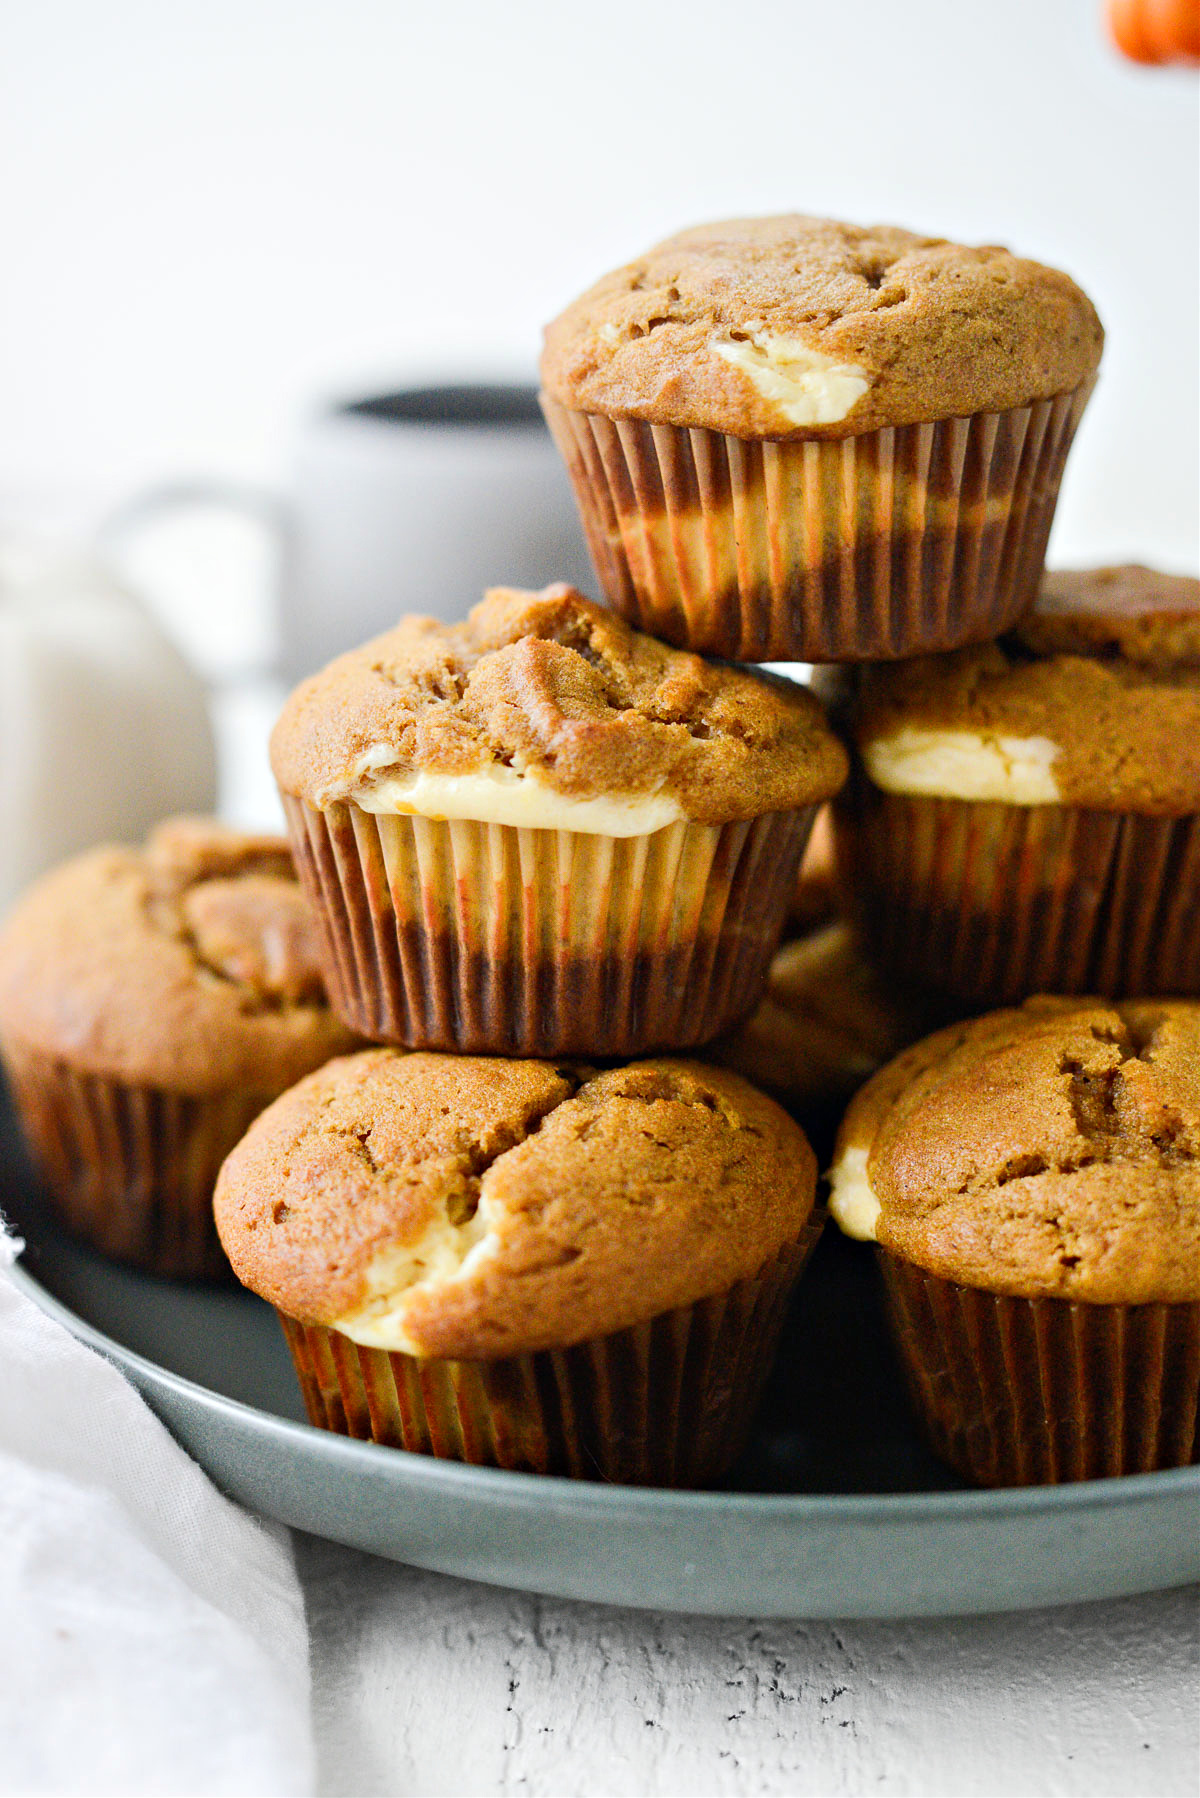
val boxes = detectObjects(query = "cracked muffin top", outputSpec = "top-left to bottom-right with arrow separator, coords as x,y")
541,216 -> 1103,440
829,997 -> 1200,1303
0,816 -> 358,1095
271,583 -> 847,825
850,566 -> 1200,813
214,1049 -> 818,1358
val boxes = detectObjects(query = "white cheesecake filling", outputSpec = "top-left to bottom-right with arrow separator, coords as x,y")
320,756 -> 686,837
862,728 -> 1062,805
827,1145 -> 879,1241
712,327 -> 871,427
332,1210 -> 499,1354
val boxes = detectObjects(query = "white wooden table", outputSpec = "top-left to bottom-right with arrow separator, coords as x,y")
296,1540 -> 1198,1796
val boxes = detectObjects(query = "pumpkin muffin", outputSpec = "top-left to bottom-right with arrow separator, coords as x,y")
712,921 -> 928,1118
835,565 -> 1200,1007
215,1049 -> 823,1484
829,996 -> 1200,1485
0,817 -> 358,1276
271,582 -> 847,1057
540,215 -> 1102,661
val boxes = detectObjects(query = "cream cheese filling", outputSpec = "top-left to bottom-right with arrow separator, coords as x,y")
319,756 -> 686,837
712,326 -> 871,427
862,728 -> 1062,805
332,1210 -> 499,1354
827,1145 -> 879,1241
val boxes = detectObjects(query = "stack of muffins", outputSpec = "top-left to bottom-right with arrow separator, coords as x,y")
220,586 -> 842,1484
2,214 -> 1196,1491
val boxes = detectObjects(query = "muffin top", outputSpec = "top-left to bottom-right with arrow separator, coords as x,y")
271,584 -> 847,827
850,566 -> 1200,813
829,997 -> 1200,1304
0,816 -> 357,1096
541,216 -> 1103,440
214,1049 -> 817,1358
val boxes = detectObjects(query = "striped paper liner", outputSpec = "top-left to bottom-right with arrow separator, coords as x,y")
880,1251 -> 1200,1486
835,783 -> 1200,1007
0,1040 -> 267,1277
282,795 -> 814,1056
541,384 -> 1093,663
277,1220 -> 823,1486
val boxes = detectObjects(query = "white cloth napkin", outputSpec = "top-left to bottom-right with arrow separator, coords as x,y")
0,1231 -> 314,1798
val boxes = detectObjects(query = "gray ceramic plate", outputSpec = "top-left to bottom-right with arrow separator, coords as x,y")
5,1101 -> 1199,1620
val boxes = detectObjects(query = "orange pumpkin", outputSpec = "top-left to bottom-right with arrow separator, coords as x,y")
1108,0 -> 1200,63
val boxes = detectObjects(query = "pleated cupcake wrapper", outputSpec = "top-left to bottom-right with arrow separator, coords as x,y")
541,385 -> 1093,663
836,784 -> 1200,1008
0,1040 -> 266,1278
283,794 -> 814,1056
879,1252 -> 1200,1486
277,1220 -> 822,1486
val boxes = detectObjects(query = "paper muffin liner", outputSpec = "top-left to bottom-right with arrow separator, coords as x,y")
541,385 -> 1094,662
0,1039 -> 269,1277
835,782 -> 1200,1008
879,1252 -> 1200,1486
282,794 -> 814,1056
277,1220 -> 823,1485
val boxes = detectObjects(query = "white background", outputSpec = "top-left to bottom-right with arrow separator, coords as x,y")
1,0 -> 1196,572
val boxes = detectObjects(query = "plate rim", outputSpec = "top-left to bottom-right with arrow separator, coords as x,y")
14,1255 -> 1200,1524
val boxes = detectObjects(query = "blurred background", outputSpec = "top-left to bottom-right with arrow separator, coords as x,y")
0,0 -> 1196,840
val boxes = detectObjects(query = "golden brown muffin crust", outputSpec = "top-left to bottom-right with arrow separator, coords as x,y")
1022,565 -> 1200,666
852,565 -> 1200,813
271,584 -> 847,822
214,1049 -> 817,1357
0,817 -> 358,1095
541,216 -> 1103,440
836,997 -> 1200,1303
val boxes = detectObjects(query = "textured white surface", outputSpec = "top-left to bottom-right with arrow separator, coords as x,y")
0,1241 -> 312,1798
297,1538 -> 1199,1798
